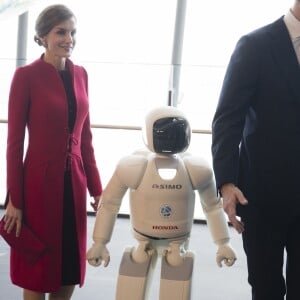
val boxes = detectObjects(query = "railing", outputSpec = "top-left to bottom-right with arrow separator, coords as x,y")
1,119 -> 212,134
0,119 -> 212,220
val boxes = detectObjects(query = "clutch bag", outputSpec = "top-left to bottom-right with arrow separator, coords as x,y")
0,216 -> 47,265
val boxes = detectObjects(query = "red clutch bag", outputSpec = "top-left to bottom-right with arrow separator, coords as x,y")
0,216 -> 47,265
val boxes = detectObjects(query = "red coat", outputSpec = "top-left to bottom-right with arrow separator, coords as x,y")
6,56 -> 102,292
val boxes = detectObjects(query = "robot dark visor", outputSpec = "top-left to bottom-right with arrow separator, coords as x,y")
153,117 -> 190,154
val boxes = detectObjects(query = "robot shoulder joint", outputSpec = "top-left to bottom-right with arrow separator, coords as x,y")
183,155 -> 214,189
115,154 -> 148,189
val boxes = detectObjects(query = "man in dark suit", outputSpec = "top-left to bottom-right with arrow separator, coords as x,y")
211,1 -> 300,299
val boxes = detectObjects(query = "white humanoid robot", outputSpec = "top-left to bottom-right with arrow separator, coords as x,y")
87,106 -> 236,300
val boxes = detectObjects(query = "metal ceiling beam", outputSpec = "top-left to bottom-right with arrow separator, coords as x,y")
168,0 -> 187,107
16,11 -> 28,67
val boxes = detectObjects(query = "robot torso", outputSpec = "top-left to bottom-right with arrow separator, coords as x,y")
130,152 -> 195,239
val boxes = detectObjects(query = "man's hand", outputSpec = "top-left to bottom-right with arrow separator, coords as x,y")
220,183 -> 248,233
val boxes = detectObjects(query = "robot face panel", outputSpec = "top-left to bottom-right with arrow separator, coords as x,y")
143,106 -> 191,154
153,116 -> 190,154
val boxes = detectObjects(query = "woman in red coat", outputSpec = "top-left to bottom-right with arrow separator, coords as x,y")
2,4 -> 102,299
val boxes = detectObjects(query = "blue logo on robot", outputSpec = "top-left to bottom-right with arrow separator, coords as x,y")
160,205 -> 172,217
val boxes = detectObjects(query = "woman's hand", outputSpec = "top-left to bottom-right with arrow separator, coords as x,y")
90,195 -> 101,212
4,196 -> 22,237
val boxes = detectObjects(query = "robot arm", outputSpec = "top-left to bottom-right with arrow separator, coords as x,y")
87,172 -> 127,266
184,155 -> 236,267
201,190 -> 236,267
87,154 -> 148,267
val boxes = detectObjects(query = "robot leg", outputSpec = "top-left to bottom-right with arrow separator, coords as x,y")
115,241 -> 156,300
159,240 -> 195,300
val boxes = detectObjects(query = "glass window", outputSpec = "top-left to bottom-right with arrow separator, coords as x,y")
178,0 -> 287,130
0,16 -> 17,119
0,0 -> 291,219
26,0 -> 177,125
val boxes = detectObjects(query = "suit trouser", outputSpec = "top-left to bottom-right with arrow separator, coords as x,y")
241,213 -> 300,300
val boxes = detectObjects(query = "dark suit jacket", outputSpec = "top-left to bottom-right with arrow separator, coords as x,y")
212,17 -> 300,218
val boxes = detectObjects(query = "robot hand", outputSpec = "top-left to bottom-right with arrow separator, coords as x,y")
87,242 -> 110,267
216,243 -> 236,267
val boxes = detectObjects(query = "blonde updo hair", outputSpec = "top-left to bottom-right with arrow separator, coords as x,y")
34,4 -> 76,46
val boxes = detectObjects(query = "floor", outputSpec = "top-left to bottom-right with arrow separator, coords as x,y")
0,210 -> 251,300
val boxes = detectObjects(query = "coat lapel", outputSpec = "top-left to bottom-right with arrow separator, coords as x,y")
268,17 -> 300,101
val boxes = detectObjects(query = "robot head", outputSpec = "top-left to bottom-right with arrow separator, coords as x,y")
143,106 -> 191,154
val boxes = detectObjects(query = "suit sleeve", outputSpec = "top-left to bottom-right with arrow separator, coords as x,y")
211,34 -> 260,189
6,67 -> 30,209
